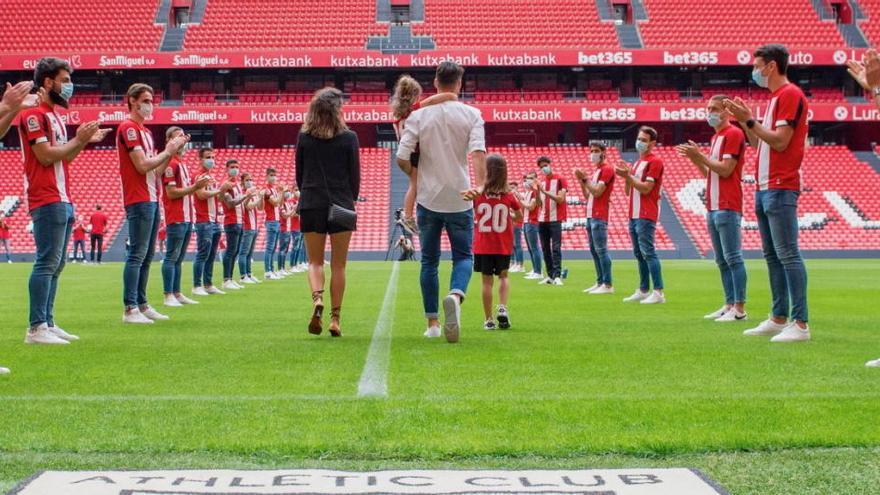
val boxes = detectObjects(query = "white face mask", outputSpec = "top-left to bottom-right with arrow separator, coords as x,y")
590,152 -> 603,164
137,102 -> 153,119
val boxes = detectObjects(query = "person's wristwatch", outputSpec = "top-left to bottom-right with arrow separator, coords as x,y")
746,119 -> 756,129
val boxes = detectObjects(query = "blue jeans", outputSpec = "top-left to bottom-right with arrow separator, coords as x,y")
523,223 -> 542,274
512,226 -> 524,264
417,204 -> 474,318
588,218 -> 612,286
193,222 -> 221,288
123,201 -> 160,308
162,222 -> 193,294
239,229 -> 257,277
264,221 -> 280,273
223,224 -> 242,280
277,231 -> 291,270
29,202 -> 74,327
289,230 -> 302,266
708,210 -> 747,304
755,190 -> 808,322
72,239 -> 86,261
629,218 -> 664,291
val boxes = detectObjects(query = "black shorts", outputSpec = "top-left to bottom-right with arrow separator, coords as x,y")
474,254 -> 511,276
299,208 -> 356,235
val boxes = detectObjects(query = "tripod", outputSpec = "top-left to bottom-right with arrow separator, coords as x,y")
385,219 -> 416,261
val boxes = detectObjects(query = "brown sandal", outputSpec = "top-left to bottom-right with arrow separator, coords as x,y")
309,290 -> 324,335
329,307 -> 342,337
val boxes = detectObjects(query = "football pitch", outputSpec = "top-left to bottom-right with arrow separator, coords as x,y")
1,258 -> 878,494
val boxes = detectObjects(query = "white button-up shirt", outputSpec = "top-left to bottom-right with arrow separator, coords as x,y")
396,100 -> 486,213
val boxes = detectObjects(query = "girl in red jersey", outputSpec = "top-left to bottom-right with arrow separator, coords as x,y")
391,75 -> 457,234
470,154 -> 522,330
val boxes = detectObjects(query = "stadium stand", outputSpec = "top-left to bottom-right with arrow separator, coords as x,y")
0,0 -> 163,52
659,145 -> 880,253
411,0 -> 619,48
184,0 -> 385,50
639,0 -> 846,48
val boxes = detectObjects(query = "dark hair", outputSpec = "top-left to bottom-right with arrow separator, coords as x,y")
95,204 -> 102,210
240,172 -> 251,181
225,159 -> 238,168
33,57 -> 72,89
537,156 -> 552,166
266,167 -> 277,175
302,87 -> 348,139
198,147 -> 214,158
589,141 -> 607,152
639,126 -> 658,142
126,83 -> 154,110
484,154 -> 509,195
754,44 -> 789,75
435,61 -> 464,88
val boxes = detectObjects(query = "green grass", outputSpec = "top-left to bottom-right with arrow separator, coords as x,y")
1,258 -> 879,494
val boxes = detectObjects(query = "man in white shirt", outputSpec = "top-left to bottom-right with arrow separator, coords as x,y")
397,61 -> 487,343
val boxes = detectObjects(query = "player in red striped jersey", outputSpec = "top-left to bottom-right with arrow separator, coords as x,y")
191,148 -> 231,296
535,156 -> 567,286
262,167 -> 285,279
724,44 -> 811,343
574,141 -> 615,295
220,159 -> 255,290
238,171 -> 263,285
678,95 -> 748,322
21,58 -> 109,345
161,127 -> 210,307
616,126 -> 666,305
517,172 -> 543,280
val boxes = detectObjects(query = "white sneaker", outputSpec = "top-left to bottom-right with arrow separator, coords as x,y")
866,359 -> 880,368
524,272 -> 543,280
623,290 -> 650,302
640,290 -> 666,304
293,266 -> 307,273
176,294 -> 199,305
704,306 -> 729,319
743,318 -> 787,337
715,308 -> 747,322
590,285 -> 615,295
442,294 -> 461,343
538,277 -> 553,285
163,295 -> 183,307
25,324 -> 70,344
141,306 -> 170,321
497,305 -> 511,329
205,285 -> 225,295
770,323 -> 811,343
250,275 -> 262,283
241,276 -> 256,285
552,277 -> 564,286
423,325 -> 441,338
264,272 -> 278,280
48,326 -> 79,341
222,280 -> 241,290
0,367 -> 9,374
234,280 -> 246,289
484,319 -> 497,330
192,286 -> 209,296
583,284 -> 599,293
123,309 -> 154,324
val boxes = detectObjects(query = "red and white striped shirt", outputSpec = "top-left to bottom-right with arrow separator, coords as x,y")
707,124 -> 746,213
223,182 -> 244,226
243,199 -> 258,231
756,83 -> 808,192
628,154 -> 664,222
117,119 -> 160,206
537,174 -> 568,223
20,103 -> 71,211
194,173 -> 219,224
161,156 -> 195,224
263,186 -> 281,222
585,164 -> 615,222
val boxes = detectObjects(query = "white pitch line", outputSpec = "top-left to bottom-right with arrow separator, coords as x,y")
356,261 -> 401,398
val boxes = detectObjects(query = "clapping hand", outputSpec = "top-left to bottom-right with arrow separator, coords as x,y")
165,133 -> 191,155
461,186 -> 483,201
89,127 -> 112,143
574,168 -> 586,181
74,121 -> 101,143
675,140 -> 704,162
614,161 -> 631,178
1,81 -> 35,112
847,48 -> 880,92
722,97 -> 752,123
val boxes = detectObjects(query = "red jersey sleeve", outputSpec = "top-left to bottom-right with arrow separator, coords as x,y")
506,192 -> 522,212
119,121 -> 144,152
162,160 -> 179,187
21,108 -> 49,145
645,158 -> 664,182
775,87 -> 807,129
721,126 -> 745,160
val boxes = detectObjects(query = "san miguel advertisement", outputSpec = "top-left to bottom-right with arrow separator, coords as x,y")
26,102 -> 880,126
0,48 -> 870,71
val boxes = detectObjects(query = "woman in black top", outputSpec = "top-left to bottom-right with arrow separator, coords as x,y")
295,87 -> 360,337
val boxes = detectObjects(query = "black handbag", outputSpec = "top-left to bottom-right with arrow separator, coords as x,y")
316,156 -> 357,231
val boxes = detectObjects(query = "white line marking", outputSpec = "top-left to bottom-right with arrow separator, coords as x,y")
357,261 -> 400,398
